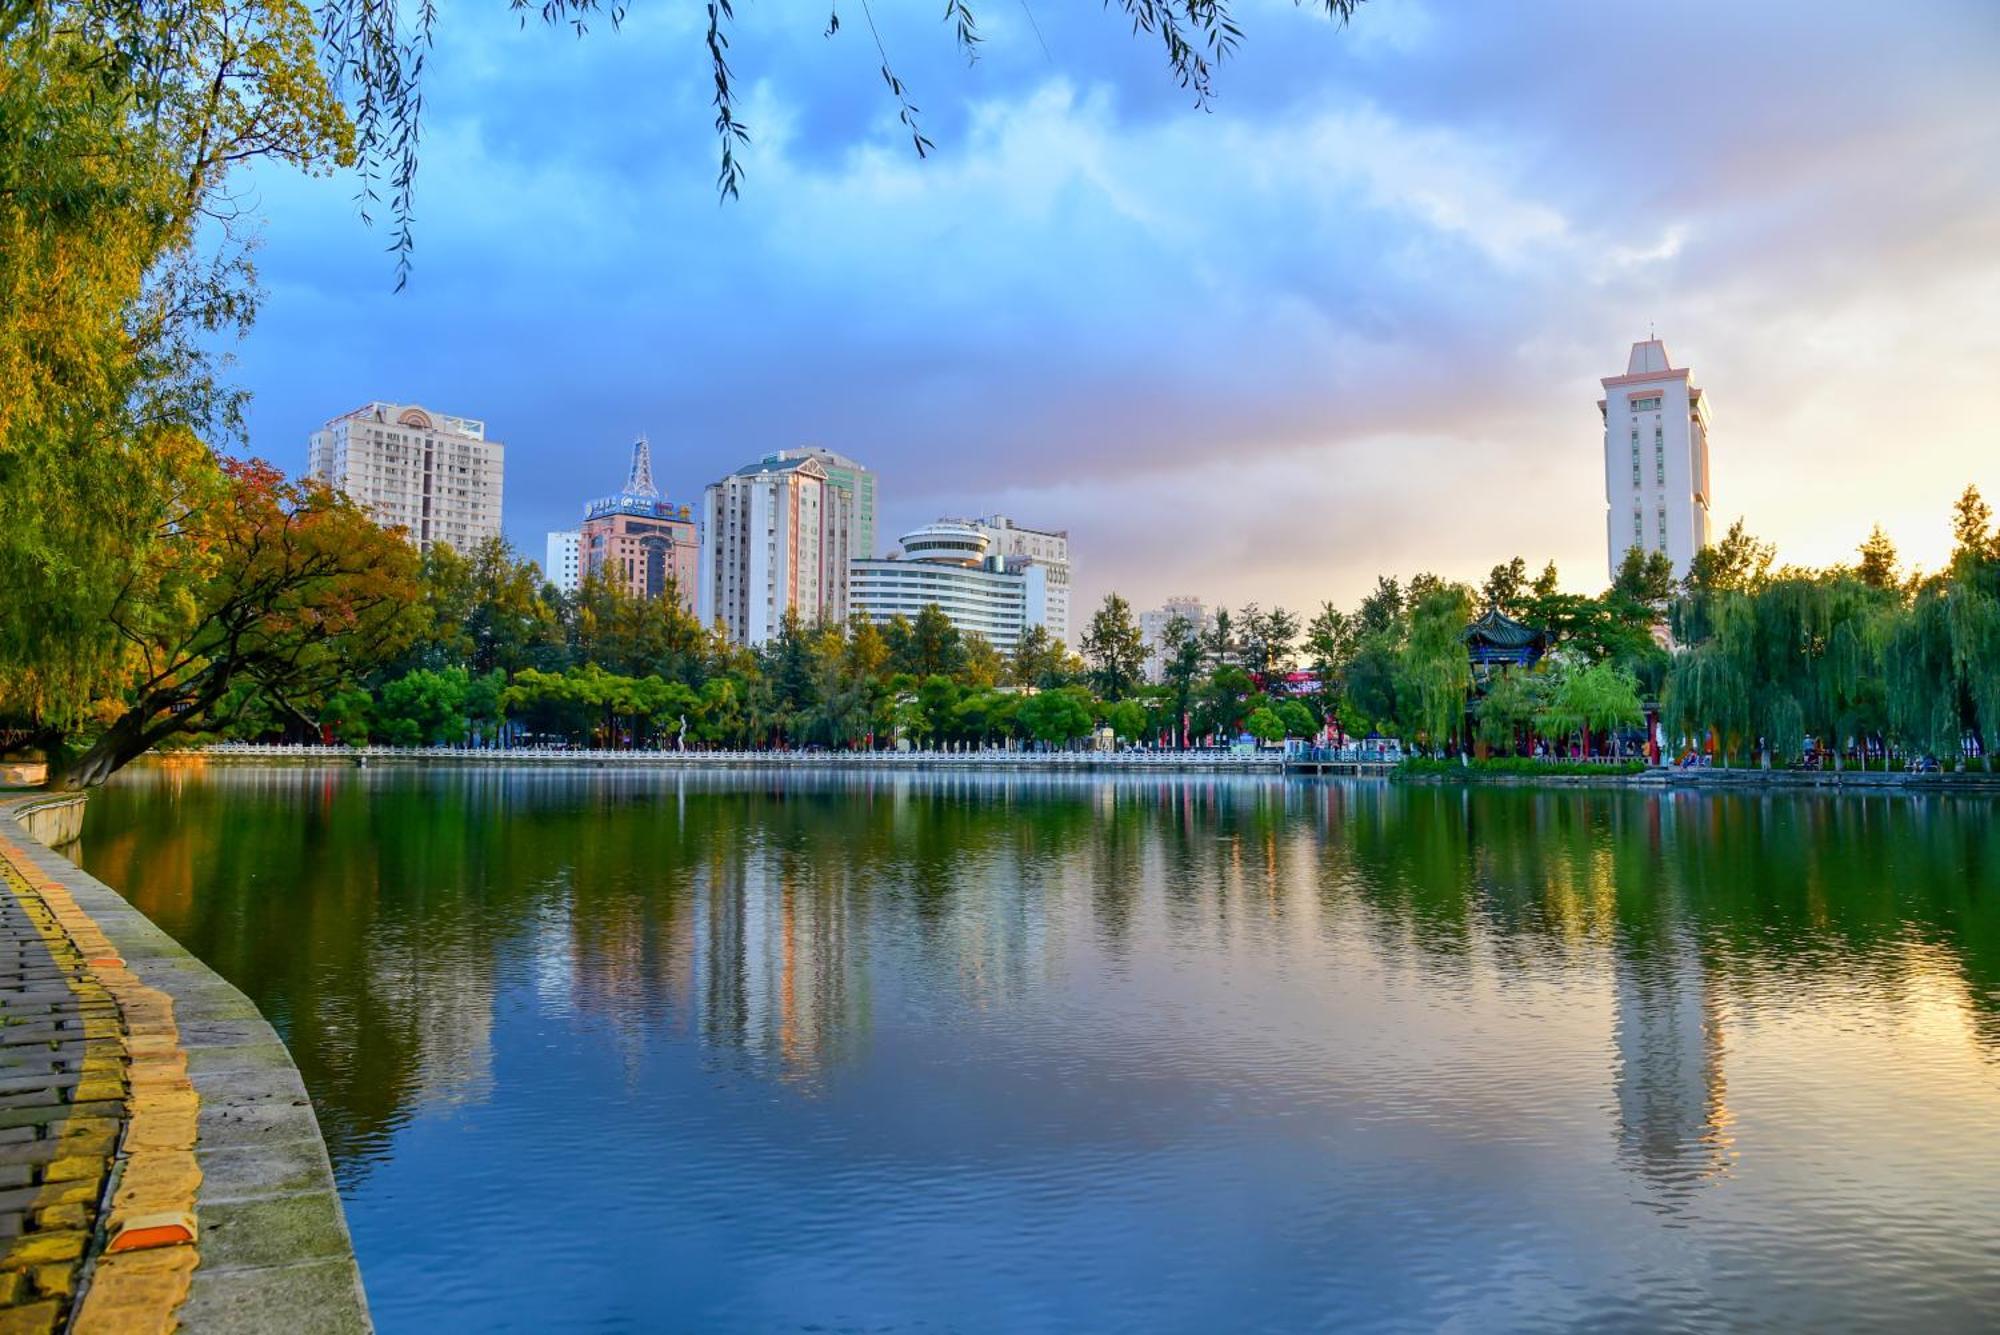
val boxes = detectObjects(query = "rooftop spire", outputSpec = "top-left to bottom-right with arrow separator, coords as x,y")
625,435 -> 659,499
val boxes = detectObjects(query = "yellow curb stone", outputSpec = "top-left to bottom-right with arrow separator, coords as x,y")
39,1156 -> 104,1183
0,1231 -> 86,1268
121,1111 -> 197,1154
129,1088 -> 196,1118
72,1245 -> 198,1334
30,1265 -> 72,1299
32,1204 -> 89,1231
109,1151 -> 202,1219
0,1299 -> 63,1333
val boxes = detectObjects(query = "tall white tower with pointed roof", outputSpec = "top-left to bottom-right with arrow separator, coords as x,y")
1600,338 -> 1713,582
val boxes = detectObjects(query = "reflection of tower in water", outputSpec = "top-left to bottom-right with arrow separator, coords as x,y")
1612,930 -> 1732,1198
694,847 -> 865,1084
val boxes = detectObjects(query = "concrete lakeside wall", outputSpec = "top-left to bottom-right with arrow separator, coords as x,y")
1,795 -> 372,1334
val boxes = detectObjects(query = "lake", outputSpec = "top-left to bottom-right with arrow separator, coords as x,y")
72,765 -> 2000,1331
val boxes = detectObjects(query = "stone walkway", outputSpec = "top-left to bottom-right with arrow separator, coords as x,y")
0,832 -> 200,1332
0,799 -> 369,1334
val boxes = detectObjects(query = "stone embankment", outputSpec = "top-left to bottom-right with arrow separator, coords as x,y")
0,795 -> 369,1334
1400,765 -> 2000,792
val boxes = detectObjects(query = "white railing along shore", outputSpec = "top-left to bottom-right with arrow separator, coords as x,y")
191,742 -> 1298,769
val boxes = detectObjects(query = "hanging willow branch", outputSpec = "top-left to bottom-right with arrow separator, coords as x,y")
284,0 -> 1366,282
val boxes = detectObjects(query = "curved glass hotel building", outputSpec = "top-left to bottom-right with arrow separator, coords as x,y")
849,522 -> 1052,653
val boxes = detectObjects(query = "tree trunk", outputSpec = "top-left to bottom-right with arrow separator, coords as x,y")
42,710 -> 157,791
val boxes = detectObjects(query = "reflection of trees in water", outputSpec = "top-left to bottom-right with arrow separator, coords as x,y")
72,768 -> 2000,1189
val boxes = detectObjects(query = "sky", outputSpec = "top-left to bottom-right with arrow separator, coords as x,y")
229,0 -> 2000,617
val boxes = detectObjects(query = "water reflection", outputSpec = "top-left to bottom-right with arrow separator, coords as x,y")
72,766 -> 2000,1331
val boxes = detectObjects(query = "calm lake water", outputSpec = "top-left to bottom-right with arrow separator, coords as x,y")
72,765 -> 2000,1332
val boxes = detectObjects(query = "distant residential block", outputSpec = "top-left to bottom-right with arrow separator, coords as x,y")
544,530 -> 581,594
702,453 -> 855,646
309,401 -> 504,552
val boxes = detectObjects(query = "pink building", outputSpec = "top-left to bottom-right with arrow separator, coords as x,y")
581,438 -> 699,611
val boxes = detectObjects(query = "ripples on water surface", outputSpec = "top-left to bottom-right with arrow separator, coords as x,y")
72,766 -> 2000,1332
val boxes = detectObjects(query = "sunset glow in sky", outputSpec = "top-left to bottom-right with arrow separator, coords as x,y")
231,0 -> 2000,613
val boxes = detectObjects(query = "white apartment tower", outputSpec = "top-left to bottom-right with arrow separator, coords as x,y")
765,447 -> 879,560
969,515 -> 1071,644
701,455 -> 855,646
544,530 -> 581,594
309,402 -> 504,552
1600,338 -> 1713,581
1140,596 -> 1209,682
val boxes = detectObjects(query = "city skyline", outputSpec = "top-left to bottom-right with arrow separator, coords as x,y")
239,2 -> 1997,612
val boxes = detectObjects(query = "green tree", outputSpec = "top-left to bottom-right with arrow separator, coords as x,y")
1158,612 -> 1205,746
1193,665 -> 1257,740
961,633 -> 1006,688
1104,699 -> 1148,744
1016,688 -> 1094,747
888,605 -> 966,680
1398,585 -> 1474,752
378,668 -> 471,746
1245,707 -> 1285,745
41,464 -> 422,786
1683,518 -> 1775,599
2,0 -> 358,779
1539,662 -> 1644,758
1080,593 -> 1147,700
1474,667 -> 1553,754
1856,525 -> 1901,591
1611,545 -> 1676,609
464,537 -> 560,677
1010,623 -> 1067,689
1274,698 -> 1318,739
1482,557 -> 1530,614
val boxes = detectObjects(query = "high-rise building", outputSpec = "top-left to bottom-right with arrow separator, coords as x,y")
848,522 -> 1047,654
1140,596 -> 1209,682
308,401 -> 504,552
544,530 -> 581,594
1600,338 -> 1713,581
967,514 -> 1071,643
580,437 -> 699,610
764,447 -> 878,559
701,454 -> 854,645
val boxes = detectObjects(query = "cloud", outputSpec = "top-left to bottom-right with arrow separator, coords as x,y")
229,0 -> 2000,619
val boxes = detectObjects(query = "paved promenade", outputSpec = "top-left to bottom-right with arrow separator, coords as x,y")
0,797 -> 369,1333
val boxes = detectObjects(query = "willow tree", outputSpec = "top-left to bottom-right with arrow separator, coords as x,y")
1538,662 -> 1643,758
3,0 -> 361,779
1474,667 -> 1553,756
1399,585 -> 1473,753
1883,494 -> 2000,767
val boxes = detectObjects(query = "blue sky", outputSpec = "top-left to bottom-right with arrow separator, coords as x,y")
231,0 -> 2000,614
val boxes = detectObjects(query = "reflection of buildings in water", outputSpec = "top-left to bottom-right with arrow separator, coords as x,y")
695,851 -> 867,1085
1613,934 -> 1732,1196
366,933 -> 496,1110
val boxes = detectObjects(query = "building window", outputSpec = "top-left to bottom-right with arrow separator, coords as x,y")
1632,395 -> 1661,411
